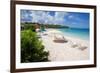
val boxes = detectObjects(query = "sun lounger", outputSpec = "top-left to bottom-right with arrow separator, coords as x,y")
37,32 -> 41,38
70,41 -> 87,50
78,46 -> 87,51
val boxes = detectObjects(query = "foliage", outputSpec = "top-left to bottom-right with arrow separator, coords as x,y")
21,30 -> 49,62
43,24 -> 69,28
21,23 -> 36,31
21,22 -> 69,30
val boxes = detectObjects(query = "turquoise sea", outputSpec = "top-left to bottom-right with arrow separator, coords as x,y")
58,28 -> 89,40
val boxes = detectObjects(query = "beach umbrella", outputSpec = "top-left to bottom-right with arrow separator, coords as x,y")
47,30 -> 63,37
48,30 -> 62,34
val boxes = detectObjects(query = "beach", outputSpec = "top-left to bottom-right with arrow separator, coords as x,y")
41,29 -> 90,61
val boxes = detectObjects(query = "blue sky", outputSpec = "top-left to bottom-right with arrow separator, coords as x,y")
21,10 -> 90,29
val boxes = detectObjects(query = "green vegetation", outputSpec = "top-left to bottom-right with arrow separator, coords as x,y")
21,22 -> 69,30
21,23 -> 35,31
43,24 -> 69,28
21,30 -> 49,62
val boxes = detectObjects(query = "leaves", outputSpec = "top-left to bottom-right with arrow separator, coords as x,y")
21,30 -> 49,62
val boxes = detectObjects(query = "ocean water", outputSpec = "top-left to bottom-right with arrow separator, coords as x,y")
58,28 -> 89,40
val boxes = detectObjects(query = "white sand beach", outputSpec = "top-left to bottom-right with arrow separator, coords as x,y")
40,29 -> 90,61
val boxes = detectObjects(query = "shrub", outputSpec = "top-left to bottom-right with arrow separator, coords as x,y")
21,30 -> 49,62
21,23 -> 36,31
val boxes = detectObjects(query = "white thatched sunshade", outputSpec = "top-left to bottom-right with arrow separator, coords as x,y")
48,30 -> 62,34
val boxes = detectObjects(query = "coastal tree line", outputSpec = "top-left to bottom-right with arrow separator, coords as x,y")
21,22 -> 69,30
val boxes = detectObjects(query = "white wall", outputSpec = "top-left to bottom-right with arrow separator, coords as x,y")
0,0 -> 100,73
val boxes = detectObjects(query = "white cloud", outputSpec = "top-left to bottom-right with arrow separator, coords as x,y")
55,12 -> 68,18
68,15 -> 74,19
22,10 -> 69,25
53,12 -> 68,24
68,14 -> 83,22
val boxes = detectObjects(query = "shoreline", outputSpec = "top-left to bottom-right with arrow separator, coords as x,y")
47,28 -> 89,41
41,28 -> 90,61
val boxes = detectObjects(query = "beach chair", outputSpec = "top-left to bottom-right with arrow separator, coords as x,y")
78,46 -> 87,51
37,32 -> 41,38
71,41 -> 79,48
71,41 -> 87,51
